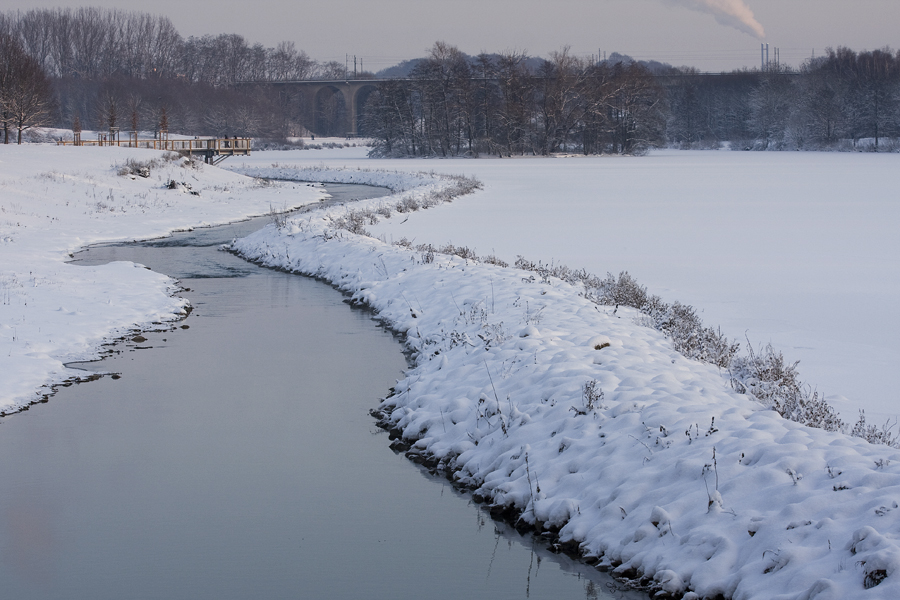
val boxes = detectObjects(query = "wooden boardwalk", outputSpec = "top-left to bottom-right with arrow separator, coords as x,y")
57,136 -> 251,165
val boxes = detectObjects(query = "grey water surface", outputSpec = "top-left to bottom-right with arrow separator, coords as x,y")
0,183 -> 645,600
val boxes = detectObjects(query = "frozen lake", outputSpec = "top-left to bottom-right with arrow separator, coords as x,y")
0,184 -> 643,600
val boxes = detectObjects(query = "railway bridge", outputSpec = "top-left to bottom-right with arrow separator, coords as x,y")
266,79 -> 387,137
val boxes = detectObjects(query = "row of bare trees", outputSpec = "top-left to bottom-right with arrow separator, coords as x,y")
363,43 -> 667,157
667,47 -> 900,150
367,44 -> 900,156
0,7 -> 368,140
0,8 -> 335,84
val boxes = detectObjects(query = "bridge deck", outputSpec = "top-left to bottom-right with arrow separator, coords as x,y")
56,137 -> 251,164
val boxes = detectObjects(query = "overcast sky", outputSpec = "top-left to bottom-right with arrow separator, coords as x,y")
2,0 -> 899,72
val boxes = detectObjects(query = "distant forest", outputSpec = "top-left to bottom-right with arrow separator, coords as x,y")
2,8 -> 900,155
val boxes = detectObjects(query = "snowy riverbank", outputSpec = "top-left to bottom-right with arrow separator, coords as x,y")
0,145 -> 323,412
229,165 -> 900,600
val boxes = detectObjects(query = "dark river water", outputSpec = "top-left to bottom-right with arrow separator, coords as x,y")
0,184 -> 644,600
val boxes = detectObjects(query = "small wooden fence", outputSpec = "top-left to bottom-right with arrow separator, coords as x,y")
57,136 -> 251,165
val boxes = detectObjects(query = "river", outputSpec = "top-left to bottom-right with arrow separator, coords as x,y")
0,183 -> 644,600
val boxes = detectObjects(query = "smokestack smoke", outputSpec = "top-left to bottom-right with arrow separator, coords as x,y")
666,0 -> 766,39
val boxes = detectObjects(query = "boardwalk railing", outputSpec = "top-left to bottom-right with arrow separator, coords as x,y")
56,136 -> 251,164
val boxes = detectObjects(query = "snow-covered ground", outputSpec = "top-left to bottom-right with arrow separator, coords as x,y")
234,148 -> 900,428
4,142 -> 900,599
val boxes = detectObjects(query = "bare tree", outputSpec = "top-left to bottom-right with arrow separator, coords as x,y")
0,31 -> 53,143
853,48 -> 900,149
126,93 -> 141,133
317,61 -> 347,80
494,51 -> 534,156
748,69 -> 795,149
605,62 -> 666,154
365,80 -> 420,156
411,41 -> 474,155
0,32 -> 16,142
97,87 -> 121,133
267,42 -> 314,81
534,48 -> 590,154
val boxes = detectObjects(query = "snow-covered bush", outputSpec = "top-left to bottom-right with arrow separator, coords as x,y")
321,172 -> 481,234
333,209 -> 374,235
851,410 -> 900,447
597,270 -> 649,308
268,203 -> 290,230
116,153 -> 182,177
729,343 -> 843,431
395,195 -> 420,212
575,379 -> 605,414
646,301 -> 739,369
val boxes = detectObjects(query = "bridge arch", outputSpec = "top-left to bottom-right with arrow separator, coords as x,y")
353,84 -> 380,137
313,85 -> 349,137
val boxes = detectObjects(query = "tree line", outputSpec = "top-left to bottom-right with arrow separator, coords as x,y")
1,7 -> 334,84
363,43 -> 667,156
667,47 -> 900,151
2,7 -> 900,153
0,7 -> 362,142
365,43 -> 900,156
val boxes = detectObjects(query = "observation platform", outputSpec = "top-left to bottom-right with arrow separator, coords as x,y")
56,136 -> 251,165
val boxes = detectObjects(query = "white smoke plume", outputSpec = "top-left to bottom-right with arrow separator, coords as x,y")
666,0 -> 766,39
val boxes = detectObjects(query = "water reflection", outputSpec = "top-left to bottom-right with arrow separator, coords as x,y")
0,184 -> 646,600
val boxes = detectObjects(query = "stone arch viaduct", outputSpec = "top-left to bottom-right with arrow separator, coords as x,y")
267,79 -> 388,137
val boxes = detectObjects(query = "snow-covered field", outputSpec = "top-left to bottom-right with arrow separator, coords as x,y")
4,142 -> 900,599
234,148 -> 900,427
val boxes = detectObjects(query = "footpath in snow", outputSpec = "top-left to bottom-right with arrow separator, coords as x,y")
230,164 -> 900,600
